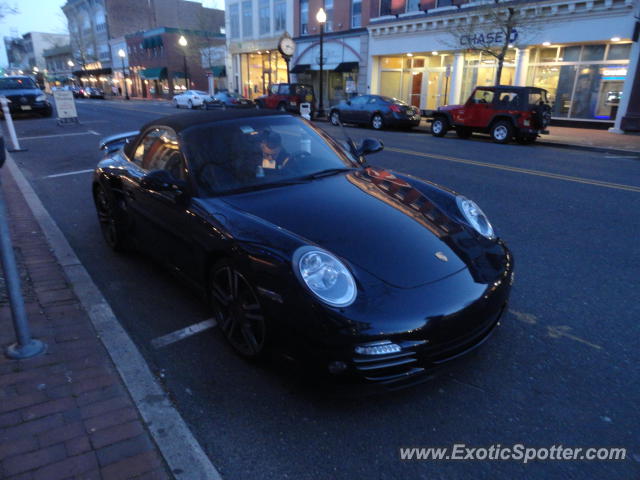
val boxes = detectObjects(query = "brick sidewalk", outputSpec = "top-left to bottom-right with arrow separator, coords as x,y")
0,167 -> 170,479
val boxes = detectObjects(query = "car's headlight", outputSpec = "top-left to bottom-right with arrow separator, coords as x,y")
36,94 -> 46,102
293,247 -> 357,307
456,196 -> 495,239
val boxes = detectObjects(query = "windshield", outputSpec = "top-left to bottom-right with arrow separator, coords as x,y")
0,78 -> 38,90
182,116 -> 356,196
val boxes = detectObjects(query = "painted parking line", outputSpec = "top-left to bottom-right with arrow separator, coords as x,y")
151,319 -> 217,349
386,147 -> 640,193
44,169 -> 94,179
20,131 -> 100,141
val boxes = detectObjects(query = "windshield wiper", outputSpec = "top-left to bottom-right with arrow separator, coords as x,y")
298,168 -> 354,180
219,178 -> 307,195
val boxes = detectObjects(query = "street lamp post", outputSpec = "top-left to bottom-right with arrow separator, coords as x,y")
117,49 -> 130,100
316,8 -> 326,117
178,35 -> 189,90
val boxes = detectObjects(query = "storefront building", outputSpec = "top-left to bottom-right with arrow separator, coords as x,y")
368,0 -> 636,126
225,0 -> 294,99
126,27 -> 225,99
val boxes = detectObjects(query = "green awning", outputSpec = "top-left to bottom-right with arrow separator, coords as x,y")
172,71 -> 186,79
140,67 -> 167,80
334,62 -> 359,73
210,65 -> 226,77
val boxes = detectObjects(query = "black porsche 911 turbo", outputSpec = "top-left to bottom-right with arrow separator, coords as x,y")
93,109 -> 513,389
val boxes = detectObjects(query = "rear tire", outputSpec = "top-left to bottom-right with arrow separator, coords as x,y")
456,127 -> 472,139
490,120 -> 513,144
371,113 -> 384,130
431,117 -> 449,137
93,184 -> 129,252
330,110 -> 340,126
188,100 -> 194,109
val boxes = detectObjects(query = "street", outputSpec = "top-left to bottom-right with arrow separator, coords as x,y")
5,99 -> 640,480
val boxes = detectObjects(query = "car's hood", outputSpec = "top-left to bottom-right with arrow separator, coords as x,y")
218,168 -> 480,289
0,88 -> 42,97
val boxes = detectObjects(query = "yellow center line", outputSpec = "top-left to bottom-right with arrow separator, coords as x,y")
386,147 -> 640,193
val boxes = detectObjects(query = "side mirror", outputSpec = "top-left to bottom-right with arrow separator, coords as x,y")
356,138 -> 384,159
140,170 -> 186,193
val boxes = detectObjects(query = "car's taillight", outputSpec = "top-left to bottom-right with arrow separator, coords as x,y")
389,104 -> 402,113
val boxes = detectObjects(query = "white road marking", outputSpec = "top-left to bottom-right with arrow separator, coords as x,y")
44,169 -> 94,179
605,155 -> 639,159
151,319 -> 218,349
87,130 -> 101,136
20,131 -> 98,141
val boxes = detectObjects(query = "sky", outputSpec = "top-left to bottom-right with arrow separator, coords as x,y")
0,0 -> 225,67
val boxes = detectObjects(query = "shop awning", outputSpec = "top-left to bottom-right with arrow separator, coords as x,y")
210,65 -> 226,77
140,67 -> 167,80
334,62 -> 359,73
290,64 -> 310,74
172,71 -> 186,79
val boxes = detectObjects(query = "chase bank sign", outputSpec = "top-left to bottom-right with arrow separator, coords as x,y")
460,29 -> 518,47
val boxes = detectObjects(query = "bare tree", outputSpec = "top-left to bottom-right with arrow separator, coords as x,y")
447,1 -> 536,85
0,2 -> 18,20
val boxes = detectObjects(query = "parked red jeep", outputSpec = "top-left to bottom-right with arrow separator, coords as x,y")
255,83 -> 316,115
430,86 -> 551,144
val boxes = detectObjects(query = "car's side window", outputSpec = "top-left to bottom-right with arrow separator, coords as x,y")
270,84 -> 279,95
278,84 -> 290,95
144,129 -> 184,180
350,96 -> 368,105
472,90 -> 494,104
133,129 -> 162,168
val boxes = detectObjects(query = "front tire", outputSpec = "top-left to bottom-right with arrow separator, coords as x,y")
371,113 -> 384,130
490,120 -> 514,144
209,261 -> 267,359
188,100 -> 194,109
431,116 -> 449,137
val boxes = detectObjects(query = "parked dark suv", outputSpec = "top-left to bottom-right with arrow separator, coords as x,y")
0,76 -> 52,117
329,95 -> 421,130
255,83 -> 315,115
429,86 -> 551,144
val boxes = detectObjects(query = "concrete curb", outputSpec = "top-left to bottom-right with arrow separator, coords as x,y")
5,153 -> 223,480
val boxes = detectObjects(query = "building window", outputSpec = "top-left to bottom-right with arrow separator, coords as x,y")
300,0 -> 308,35
274,0 -> 286,31
229,4 -> 240,38
324,0 -> 334,32
352,0 -> 361,28
242,1 -> 253,37
259,0 -> 270,35
526,44 -> 631,120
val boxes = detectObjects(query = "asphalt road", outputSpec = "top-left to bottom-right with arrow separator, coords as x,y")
4,99 -> 640,480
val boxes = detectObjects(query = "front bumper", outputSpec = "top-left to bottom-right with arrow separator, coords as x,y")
7,101 -> 51,114
265,246 -> 514,390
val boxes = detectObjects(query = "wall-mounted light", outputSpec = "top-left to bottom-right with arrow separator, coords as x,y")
610,36 -> 621,42
542,41 -> 551,46
406,52 -> 413,57
431,51 -> 438,55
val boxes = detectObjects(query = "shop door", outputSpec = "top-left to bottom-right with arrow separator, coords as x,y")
425,71 -> 442,111
410,72 -> 423,108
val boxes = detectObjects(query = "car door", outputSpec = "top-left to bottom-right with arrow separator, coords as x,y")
132,127 -> 199,268
265,84 -> 279,109
342,95 -> 368,123
465,89 -> 495,127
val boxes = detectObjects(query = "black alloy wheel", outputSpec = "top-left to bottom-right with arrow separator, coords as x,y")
210,262 -> 267,359
94,185 -> 128,251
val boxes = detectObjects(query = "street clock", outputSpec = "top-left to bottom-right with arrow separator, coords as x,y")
278,34 -> 296,58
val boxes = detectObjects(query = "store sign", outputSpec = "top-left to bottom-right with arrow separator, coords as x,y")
601,67 -> 627,77
460,29 -> 518,47
53,90 -> 78,123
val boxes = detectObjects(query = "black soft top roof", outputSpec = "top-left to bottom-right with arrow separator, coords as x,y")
476,85 -> 548,93
140,109 -> 290,135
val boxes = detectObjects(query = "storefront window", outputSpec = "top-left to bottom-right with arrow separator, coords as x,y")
461,52 -> 515,100
527,44 -> 630,120
239,51 -> 289,99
